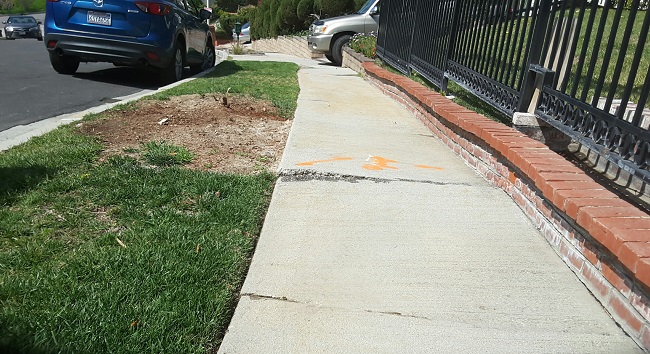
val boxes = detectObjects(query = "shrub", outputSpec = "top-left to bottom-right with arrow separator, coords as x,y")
250,6 -> 264,39
276,0 -> 303,34
237,4 -> 256,18
0,0 -> 13,11
314,0 -> 355,17
253,0 -> 362,39
231,42 -> 244,54
296,0 -> 314,20
348,32 -> 376,59
353,0 -> 366,9
214,0 -> 257,12
218,10 -> 249,35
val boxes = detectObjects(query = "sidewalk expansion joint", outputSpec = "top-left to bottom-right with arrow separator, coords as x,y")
279,169 -> 471,186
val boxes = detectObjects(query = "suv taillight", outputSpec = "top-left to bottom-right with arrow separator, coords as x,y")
135,2 -> 171,15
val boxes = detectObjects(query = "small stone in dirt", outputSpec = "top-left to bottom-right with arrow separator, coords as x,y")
158,118 -> 169,125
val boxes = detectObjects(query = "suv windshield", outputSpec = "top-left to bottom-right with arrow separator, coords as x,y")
357,0 -> 377,14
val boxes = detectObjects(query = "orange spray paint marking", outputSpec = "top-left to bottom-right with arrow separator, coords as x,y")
363,156 -> 399,171
414,164 -> 445,171
296,157 -> 354,166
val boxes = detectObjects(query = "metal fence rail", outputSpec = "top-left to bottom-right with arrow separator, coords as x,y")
377,0 -> 650,183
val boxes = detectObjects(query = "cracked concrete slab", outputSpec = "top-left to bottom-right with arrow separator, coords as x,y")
276,64 -> 485,185
279,169 -> 472,186
221,295 -> 636,354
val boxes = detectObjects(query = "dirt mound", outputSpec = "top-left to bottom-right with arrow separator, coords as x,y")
79,94 -> 292,174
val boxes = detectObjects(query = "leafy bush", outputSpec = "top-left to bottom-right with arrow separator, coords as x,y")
348,32 -> 376,58
296,0 -> 314,20
251,0 -> 368,40
0,0 -> 46,13
314,0 -> 350,17
218,10 -> 249,36
0,0 -> 13,11
214,0 -> 257,12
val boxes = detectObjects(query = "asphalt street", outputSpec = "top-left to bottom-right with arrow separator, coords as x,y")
0,13 -> 189,133
0,38 -> 164,132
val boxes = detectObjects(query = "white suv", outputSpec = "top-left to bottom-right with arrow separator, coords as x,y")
307,0 -> 379,66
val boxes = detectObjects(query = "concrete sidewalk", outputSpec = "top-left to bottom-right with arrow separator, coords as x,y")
218,54 -> 643,353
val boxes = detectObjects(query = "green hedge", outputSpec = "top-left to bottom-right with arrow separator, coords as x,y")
0,0 -> 46,14
218,10 -> 250,35
251,0 -> 367,40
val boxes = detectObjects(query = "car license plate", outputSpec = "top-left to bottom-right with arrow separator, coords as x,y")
87,11 -> 111,26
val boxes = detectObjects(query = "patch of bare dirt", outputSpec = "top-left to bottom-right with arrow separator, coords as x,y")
78,94 -> 292,174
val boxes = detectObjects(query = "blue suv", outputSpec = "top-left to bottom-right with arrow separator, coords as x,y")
44,0 -> 215,84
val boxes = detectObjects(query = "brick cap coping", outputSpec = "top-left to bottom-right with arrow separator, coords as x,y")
361,61 -> 650,290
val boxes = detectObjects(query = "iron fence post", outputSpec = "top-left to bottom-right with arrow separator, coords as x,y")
405,0 -> 419,75
517,0 -> 555,113
442,0 -> 462,94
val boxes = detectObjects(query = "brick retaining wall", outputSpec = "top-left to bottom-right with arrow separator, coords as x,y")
342,47 -> 373,74
359,60 -> 650,351
252,36 -> 323,59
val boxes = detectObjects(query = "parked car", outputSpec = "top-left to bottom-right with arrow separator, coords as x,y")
232,22 -> 250,44
3,16 -> 43,41
307,0 -> 379,66
44,0 -> 215,84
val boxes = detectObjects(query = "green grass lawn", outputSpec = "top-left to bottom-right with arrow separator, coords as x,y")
472,7 -> 649,104
154,60 -> 300,118
0,60 -> 299,353
566,7 -> 650,104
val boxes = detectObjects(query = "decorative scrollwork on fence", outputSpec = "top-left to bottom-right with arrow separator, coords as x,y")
537,89 -> 650,174
447,62 -> 520,115
410,56 -> 445,88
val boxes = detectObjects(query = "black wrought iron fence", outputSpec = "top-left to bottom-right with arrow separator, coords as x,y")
377,0 -> 650,183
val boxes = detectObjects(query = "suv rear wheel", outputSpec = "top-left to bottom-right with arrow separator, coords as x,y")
160,42 -> 184,85
331,34 -> 351,66
190,41 -> 215,74
49,51 -> 80,75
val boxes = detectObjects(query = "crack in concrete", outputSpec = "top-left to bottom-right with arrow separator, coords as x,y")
279,169 -> 471,186
364,309 -> 431,321
243,293 -> 301,304
241,293 -> 432,321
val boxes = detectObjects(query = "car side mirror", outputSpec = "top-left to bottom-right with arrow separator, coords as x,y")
199,8 -> 211,21
37,21 -> 42,25
1,21 -> 5,24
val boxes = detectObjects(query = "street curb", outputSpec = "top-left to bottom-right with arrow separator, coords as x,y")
0,51 -> 227,152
